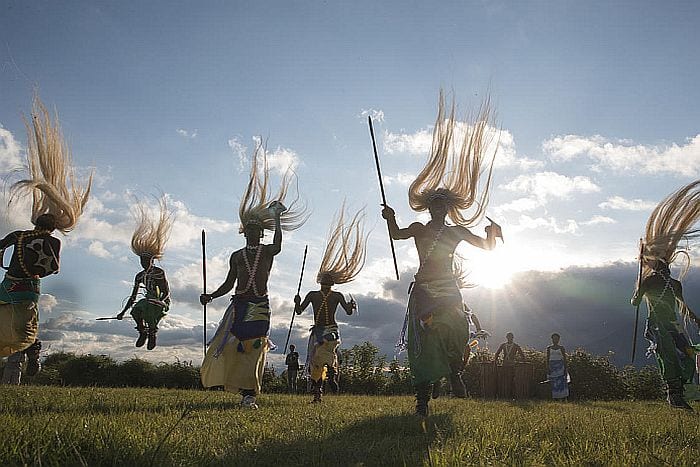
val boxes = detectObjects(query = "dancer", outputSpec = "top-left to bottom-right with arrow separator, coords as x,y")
383,90 -> 501,416
631,181 -> 700,411
0,95 -> 91,357
116,197 -> 174,350
1,339 -> 41,384
546,333 -> 569,400
200,142 -> 306,409
295,205 -> 365,402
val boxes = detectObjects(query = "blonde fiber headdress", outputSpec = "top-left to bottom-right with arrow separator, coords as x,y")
130,196 -> 174,260
408,89 -> 497,227
642,180 -> 700,280
238,142 -> 307,233
317,204 -> 367,285
10,94 -> 92,233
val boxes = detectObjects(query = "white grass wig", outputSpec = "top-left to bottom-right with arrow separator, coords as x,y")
130,195 -> 174,260
10,94 -> 92,233
238,141 -> 307,233
408,89 -> 497,227
317,204 -> 367,285
642,180 -> 700,280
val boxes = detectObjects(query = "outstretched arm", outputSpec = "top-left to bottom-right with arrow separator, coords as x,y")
381,205 -> 416,240
456,224 -> 497,251
117,275 -> 141,319
0,231 -> 18,250
200,254 -> 238,304
295,292 -> 313,315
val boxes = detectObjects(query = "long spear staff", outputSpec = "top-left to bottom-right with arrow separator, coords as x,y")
202,229 -> 207,359
368,116 -> 400,281
631,239 -> 644,363
284,245 -> 308,354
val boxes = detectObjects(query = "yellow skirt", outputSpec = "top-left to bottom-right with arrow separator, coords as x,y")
309,339 -> 340,382
201,334 -> 268,394
0,301 -> 38,357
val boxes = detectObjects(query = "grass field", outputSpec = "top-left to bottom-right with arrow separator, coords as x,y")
0,386 -> 698,466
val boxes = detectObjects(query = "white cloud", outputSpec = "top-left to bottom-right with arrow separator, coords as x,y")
500,171 -> 600,203
0,125 -> 23,173
359,109 -> 385,123
598,196 -> 657,211
176,128 -> 198,139
581,215 -> 616,226
383,123 -> 542,170
543,134 -> 700,176
228,136 -> 248,171
266,146 -> 300,174
383,172 -> 416,186
511,215 -> 580,235
88,240 -> 113,259
493,197 -> 541,214
39,294 -> 58,313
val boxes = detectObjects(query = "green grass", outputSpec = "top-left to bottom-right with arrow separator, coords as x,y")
0,386 -> 698,466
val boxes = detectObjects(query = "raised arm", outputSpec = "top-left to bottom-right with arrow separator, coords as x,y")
0,231 -> 18,250
269,202 -> 285,256
381,205 -> 417,240
295,292 -> 313,315
200,253 -> 238,305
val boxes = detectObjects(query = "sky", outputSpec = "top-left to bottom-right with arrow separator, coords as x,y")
1,0 -> 699,370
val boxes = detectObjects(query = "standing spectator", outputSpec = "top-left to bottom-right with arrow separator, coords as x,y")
494,332 -> 525,365
546,333 -> 569,401
286,344 -> 300,393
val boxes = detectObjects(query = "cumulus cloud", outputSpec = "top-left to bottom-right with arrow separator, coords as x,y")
0,125 -> 23,173
500,171 -> 600,203
510,214 -> 580,235
266,146 -> 300,174
598,196 -> 657,211
383,123 -> 542,170
543,134 -> 700,176
493,197 -> 541,215
88,240 -> 113,259
39,294 -> 58,313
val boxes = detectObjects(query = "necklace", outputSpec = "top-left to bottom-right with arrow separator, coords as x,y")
239,246 -> 264,295
421,225 -> 445,263
319,289 -> 332,325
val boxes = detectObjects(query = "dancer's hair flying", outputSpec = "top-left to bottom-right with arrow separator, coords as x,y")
632,180 -> 700,411
201,141 -> 307,409
382,90 -> 502,416
117,196 -> 174,350
0,94 -> 92,358
295,205 -> 366,402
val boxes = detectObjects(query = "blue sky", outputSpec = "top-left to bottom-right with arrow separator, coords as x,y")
1,1 -> 699,367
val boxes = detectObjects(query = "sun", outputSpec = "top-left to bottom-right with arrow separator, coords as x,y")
456,244 -> 519,290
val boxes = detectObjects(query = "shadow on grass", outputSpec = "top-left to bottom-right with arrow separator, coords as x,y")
211,412 -> 455,466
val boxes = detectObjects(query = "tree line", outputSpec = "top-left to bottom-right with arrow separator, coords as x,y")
1,342 -> 664,400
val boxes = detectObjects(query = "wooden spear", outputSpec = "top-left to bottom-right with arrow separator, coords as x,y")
368,115 -> 400,281
284,245 -> 308,354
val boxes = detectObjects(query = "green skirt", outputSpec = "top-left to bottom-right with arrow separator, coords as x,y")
130,299 -> 168,328
407,280 -> 469,385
